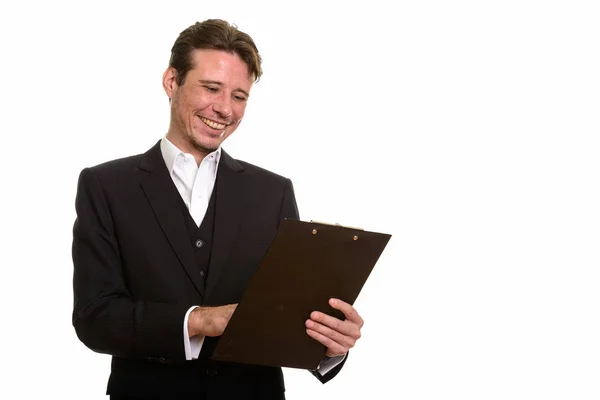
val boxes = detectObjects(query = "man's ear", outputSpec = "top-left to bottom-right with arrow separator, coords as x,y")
162,66 -> 178,100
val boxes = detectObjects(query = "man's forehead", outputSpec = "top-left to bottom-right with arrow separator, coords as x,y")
188,49 -> 254,83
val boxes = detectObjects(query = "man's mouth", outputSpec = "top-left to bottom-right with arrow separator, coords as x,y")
199,116 -> 227,130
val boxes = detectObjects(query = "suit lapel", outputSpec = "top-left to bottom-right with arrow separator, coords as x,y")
205,150 -> 247,300
138,142 -> 205,297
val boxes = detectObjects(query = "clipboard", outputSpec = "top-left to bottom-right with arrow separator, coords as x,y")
210,218 -> 392,370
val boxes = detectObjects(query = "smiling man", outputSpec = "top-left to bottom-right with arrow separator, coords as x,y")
72,19 -> 364,400
164,49 -> 250,161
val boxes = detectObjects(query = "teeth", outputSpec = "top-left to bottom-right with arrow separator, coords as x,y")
200,116 -> 226,130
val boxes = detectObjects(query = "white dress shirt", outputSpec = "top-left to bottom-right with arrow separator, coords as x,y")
161,137 -> 220,360
160,137 -> 344,374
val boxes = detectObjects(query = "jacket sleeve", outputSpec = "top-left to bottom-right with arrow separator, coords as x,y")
278,178 -> 300,221
71,167 -> 189,362
311,354 -> 348,383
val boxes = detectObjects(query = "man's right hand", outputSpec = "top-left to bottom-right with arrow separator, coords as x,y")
188,304 -> 238,337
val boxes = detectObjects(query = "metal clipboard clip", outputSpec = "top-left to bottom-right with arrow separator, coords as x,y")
309,220 -> 365,231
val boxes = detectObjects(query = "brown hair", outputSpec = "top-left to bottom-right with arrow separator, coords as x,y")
169,19 -> 263,86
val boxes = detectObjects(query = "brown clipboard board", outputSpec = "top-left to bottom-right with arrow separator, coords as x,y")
210,218 -> 392,370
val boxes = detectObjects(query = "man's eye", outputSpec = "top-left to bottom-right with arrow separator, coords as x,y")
233,95 -> 247,102
205,86 -> 219,93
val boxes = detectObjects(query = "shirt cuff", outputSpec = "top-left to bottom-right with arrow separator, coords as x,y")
183,305 -> 204,360
316,354 -> 346,375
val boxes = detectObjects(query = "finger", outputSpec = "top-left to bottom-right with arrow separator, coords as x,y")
305,319 -> 357,349
306,328 -> 348,357
329,298 -> 364,327
309,311 -> 362,340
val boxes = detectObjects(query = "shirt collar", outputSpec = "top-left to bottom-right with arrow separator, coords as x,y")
160,136 -> 221,173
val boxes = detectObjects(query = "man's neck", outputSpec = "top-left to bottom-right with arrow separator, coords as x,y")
165,132 -> 209,166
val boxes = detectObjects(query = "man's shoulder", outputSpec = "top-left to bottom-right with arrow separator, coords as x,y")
80,140 -> 163,176
88,153 -> 143,174
83,141 -> 159,177
235,158 -> 290,183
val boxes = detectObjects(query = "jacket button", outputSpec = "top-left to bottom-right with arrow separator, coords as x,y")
195,239 -> 204,248
206,369 -> 218,377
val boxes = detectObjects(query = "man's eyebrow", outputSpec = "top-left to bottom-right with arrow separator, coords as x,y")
199,79 -> 222,86
199,80 -> 250,98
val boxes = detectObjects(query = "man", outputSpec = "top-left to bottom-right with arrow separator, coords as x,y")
72,19 -> 364,400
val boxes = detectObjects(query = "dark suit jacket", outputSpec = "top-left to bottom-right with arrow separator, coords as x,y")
72,141 -> 344,399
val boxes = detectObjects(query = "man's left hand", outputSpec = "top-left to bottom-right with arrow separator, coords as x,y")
305,298 -> 364,357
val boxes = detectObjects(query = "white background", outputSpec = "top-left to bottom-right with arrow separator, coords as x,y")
0,0 -> 599,399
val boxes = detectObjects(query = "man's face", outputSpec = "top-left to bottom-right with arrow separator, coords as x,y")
163,49 -> 254,157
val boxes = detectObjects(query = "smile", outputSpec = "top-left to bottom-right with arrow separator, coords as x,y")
200,116 -> 227,130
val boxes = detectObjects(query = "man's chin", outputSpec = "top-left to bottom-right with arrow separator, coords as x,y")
191,138 -> 220,154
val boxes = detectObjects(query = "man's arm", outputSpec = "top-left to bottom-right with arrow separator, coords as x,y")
72,167 -> 190,361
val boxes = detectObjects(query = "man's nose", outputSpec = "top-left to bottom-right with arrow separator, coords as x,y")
213,94 -> 232,118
